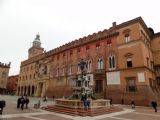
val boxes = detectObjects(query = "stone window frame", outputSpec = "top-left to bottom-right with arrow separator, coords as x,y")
77,62 -> 81,74
68,64 -> 72,75
62,65 -> 65,76
97,57 -> 103,70
96,43 -> 101,50
123,29 -> 131,43
125,77 -> 137,92
108,54 -> 116,70
56,66 -> 59,77
124,53 -> 133,68
86,59 -> 92,73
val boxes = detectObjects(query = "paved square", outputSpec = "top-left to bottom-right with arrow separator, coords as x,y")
1,95 -> 160,120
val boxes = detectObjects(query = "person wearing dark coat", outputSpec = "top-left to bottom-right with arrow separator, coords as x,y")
0,100 -> 6,115
25,96 -> 29,109
17,97 -> 21,108
131,99 -> 135,109
20,96 -> 25,111
151,100 -> 158,112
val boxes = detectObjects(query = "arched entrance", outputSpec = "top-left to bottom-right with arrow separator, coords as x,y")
24,86 -> 27,95
31,86 -> 35,96
28,86 -> 31,96
21,86 -> 23,95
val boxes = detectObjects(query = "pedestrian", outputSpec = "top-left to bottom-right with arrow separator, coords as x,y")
87,99 -> 90,110
0,100 -> 6,115
109,98 -> 113,106
17,97 -> 21,109
83,98 -> 88,110
131,99 -> 135,109
151,100 -> 157,112
20,96 -> 25,111
25,96 -> 29,109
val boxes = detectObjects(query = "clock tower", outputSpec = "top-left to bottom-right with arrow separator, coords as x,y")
28,34 -> 44,58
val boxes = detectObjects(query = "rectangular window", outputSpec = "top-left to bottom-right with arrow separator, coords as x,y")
56,68 -> 59,76
107,39 -> 112,46
124,34 -> 130,43
126,79 -> 137,92
127,58 -> 132,68
62,67 -> 65,76
68,64 -> 72,75
77,65 -> 81,73
96,43 -> 100,50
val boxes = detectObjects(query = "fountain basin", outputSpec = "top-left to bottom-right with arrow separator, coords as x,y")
55,99 -> 110,109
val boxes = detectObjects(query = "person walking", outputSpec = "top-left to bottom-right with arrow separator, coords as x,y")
0,100 -> 6,115
17,97 -> 21,109
109,98 -> 113,106
20,96 -> 25,111
131,99 -> 135,109
25,96 -> 29,109
151,100 -> 157,112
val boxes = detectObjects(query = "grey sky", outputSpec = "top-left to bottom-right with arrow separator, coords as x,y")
0,0 -> 159,75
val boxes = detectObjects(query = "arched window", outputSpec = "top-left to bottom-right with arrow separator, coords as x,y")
77,63 -> 81,73
109,55 -> 116,69
86,59 -> 92,72
62,66 -> 65,76
97,58 -> 103,69
56,67 -> 59,76
68,64 -> 72,75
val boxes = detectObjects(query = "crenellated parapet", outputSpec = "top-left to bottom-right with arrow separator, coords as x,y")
0,62 -> 11,68
44,28 -> 118,57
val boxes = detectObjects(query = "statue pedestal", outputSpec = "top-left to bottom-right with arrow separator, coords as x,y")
55,99 -> 110,109
41,98 -> 123,116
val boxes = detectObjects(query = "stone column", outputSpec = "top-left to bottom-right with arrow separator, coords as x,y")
18,86 -> 21,95
30,86 -> 32,96
41,82 -> 46,97
35,83 -> 40,97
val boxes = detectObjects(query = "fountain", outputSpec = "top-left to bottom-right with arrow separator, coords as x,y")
55,59 -> 111,110
42,59 -> 124,116
72,59 -> 93,100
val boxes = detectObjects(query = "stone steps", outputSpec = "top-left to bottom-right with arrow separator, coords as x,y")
41,105 -> 123,116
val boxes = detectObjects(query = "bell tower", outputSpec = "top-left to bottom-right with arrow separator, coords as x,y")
28,34 -> 44,58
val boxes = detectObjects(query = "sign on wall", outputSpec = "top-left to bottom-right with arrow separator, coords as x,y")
107,71 -> 120,85
137,72 -> 145,82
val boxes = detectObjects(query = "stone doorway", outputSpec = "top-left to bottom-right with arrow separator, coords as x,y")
95,80 -> 103,93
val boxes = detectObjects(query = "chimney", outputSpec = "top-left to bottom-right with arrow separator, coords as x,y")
112,22 -> 116,27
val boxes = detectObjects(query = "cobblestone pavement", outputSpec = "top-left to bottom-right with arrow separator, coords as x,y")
0,95 -> 160,120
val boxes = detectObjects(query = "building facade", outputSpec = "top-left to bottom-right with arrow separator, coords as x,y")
17,17 -> 160,106
6,75 -> 18,94
0,62 -> 10,94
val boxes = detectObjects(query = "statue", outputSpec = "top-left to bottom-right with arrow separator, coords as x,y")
35,33 -> 40,40
72,58 -> 93,100
78,59 -> 87,76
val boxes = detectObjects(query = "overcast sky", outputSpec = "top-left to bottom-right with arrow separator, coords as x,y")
0,0 -> 159,75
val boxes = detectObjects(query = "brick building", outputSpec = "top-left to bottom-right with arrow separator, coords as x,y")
17,17 -> 160,106
0,62 -> 10,94
6,75 -> 18,94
